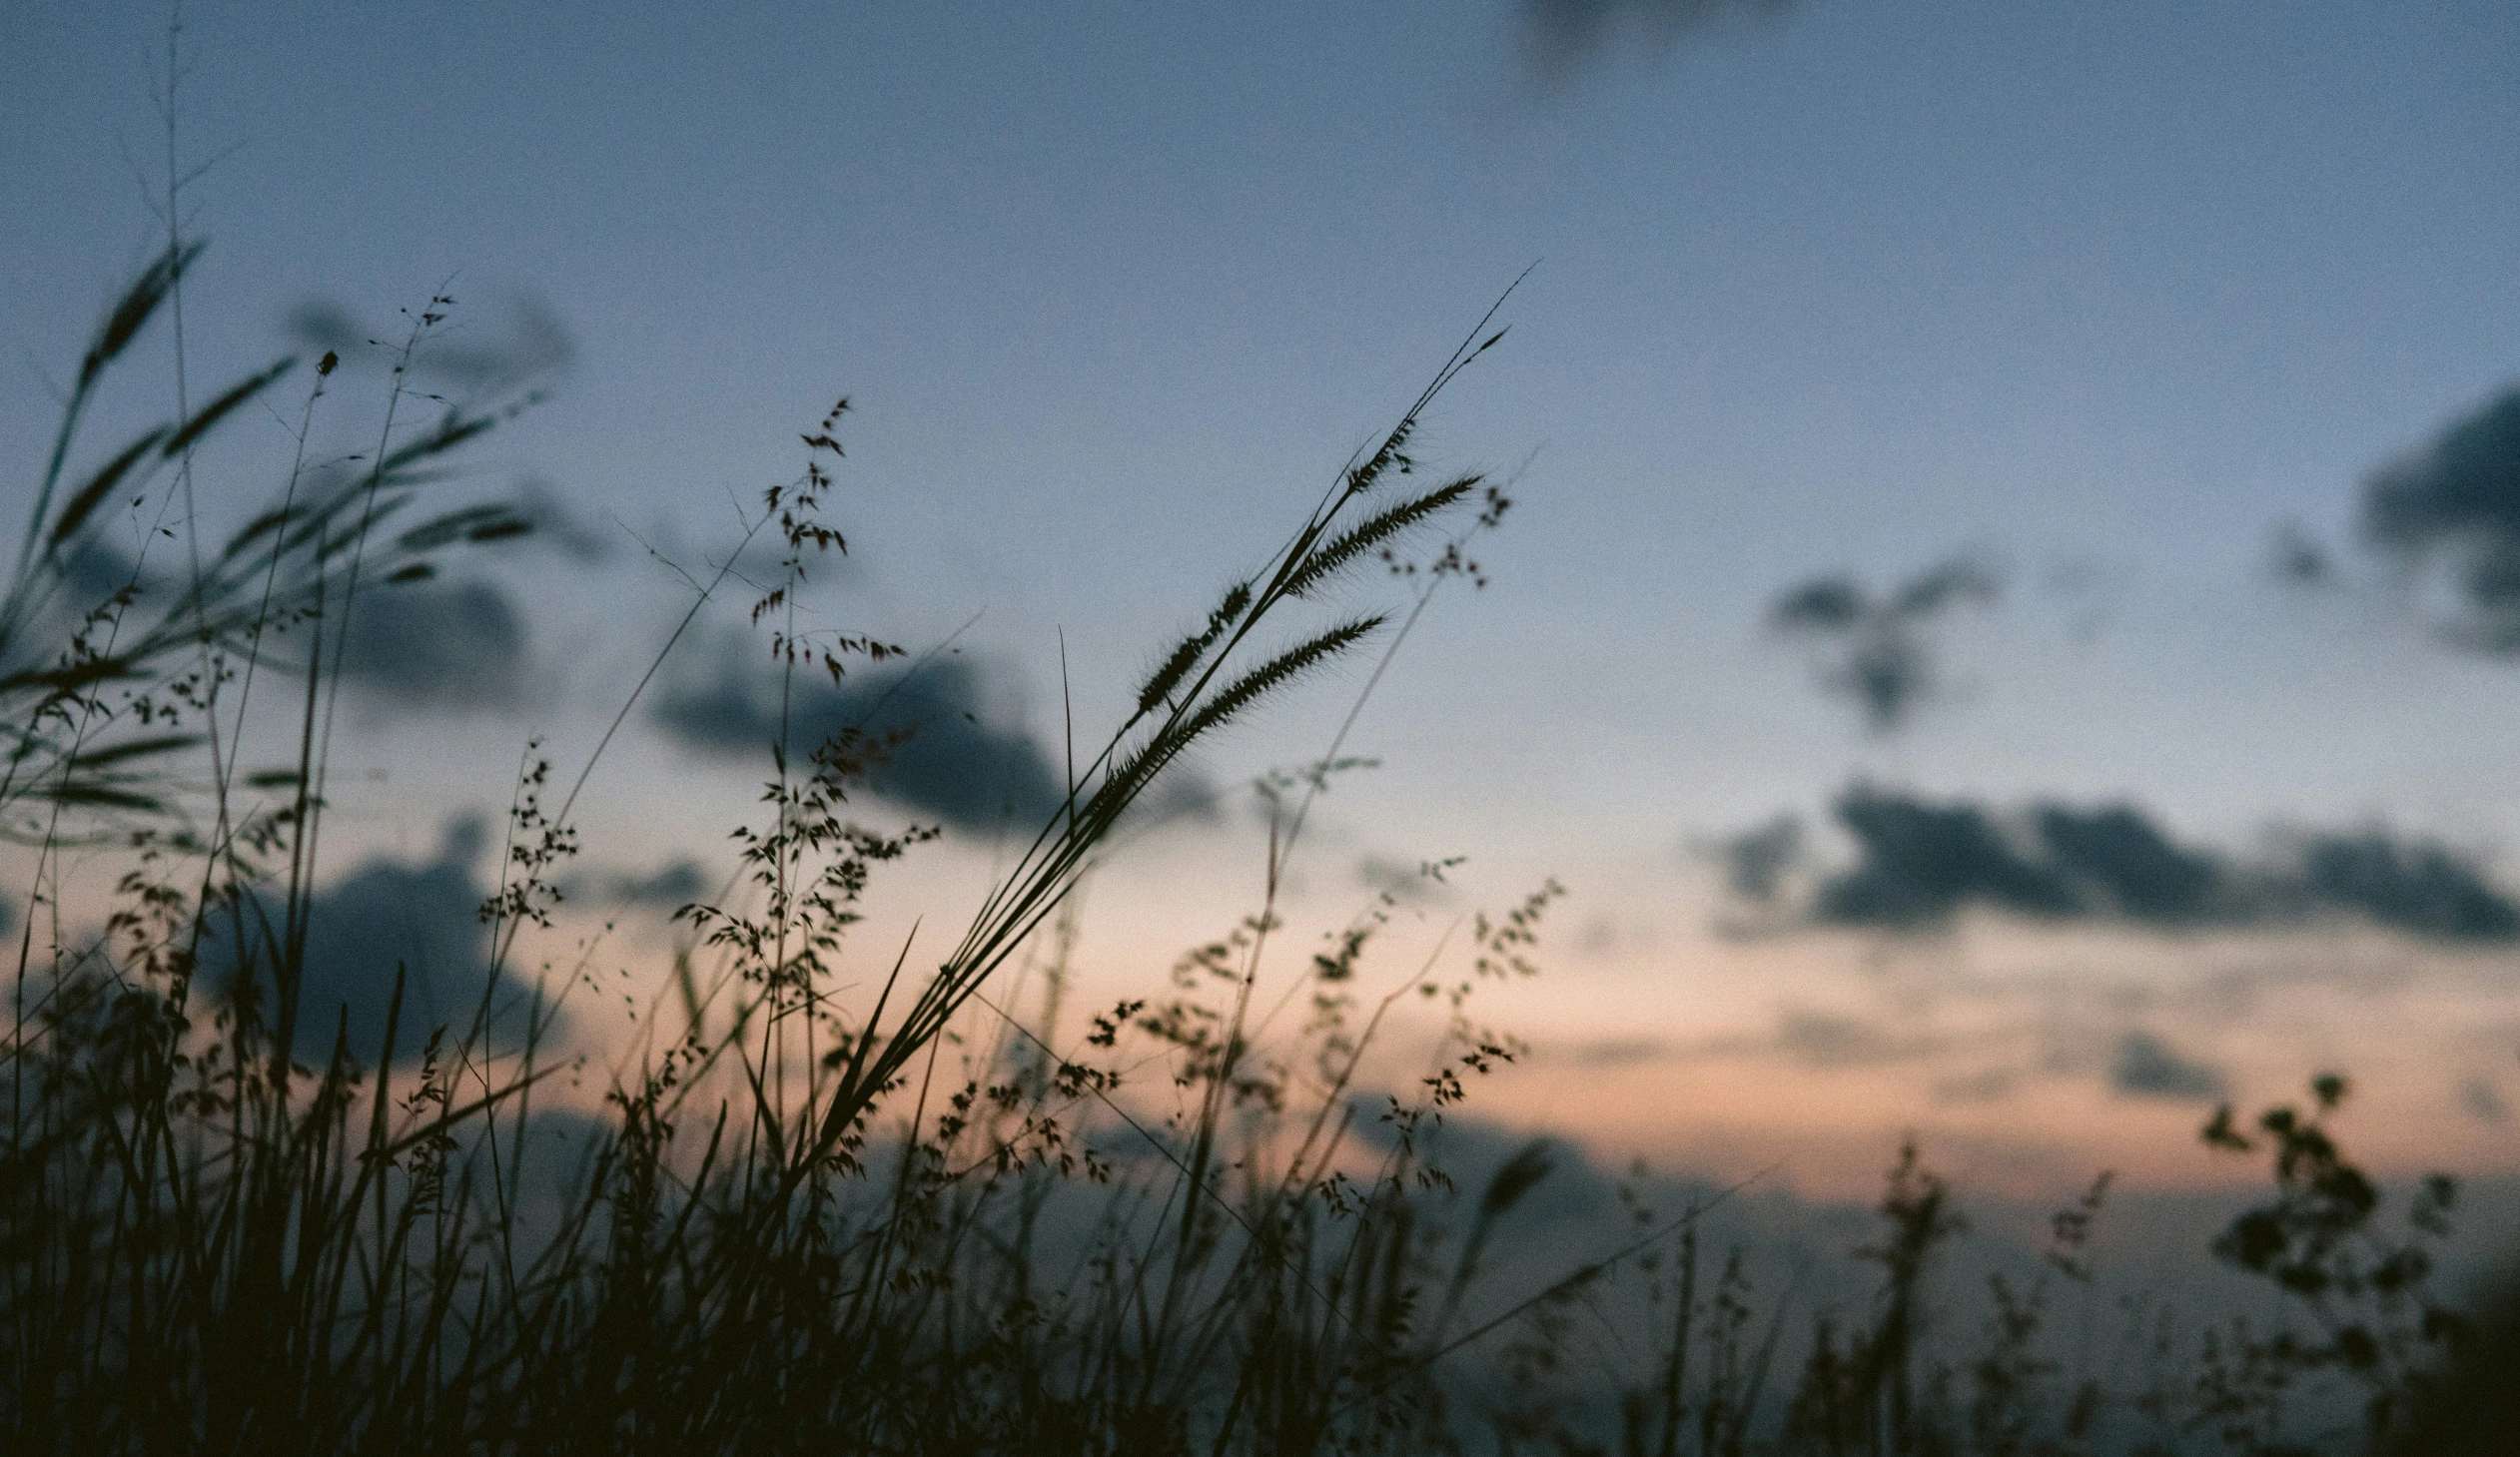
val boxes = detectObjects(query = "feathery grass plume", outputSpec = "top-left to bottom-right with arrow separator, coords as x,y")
20,241 -> 205,583
1171,615 -> 1387,749
82,240 -> 203,388
774,304 -> 1523,1197
0,267 -> 537,841
1136,580 -> 1253,716
1279,475 -> 1476,600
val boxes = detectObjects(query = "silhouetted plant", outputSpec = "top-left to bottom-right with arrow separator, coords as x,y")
2194,1076 -> 2464,1453
5,141 -> 2507,1457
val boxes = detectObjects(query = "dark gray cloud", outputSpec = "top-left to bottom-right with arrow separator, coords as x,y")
336,578 -> 527,712
1814,786 -> 2076,927
1717,813 -> 1802,903
58,539 -> 145,606
1346,1096 -> 1618,1231
1785,784 -> 2520,943
0,543 -> 152,683
2296,832 -> 2520,942
288,292 -> 574,391
202,816 -> 561,1062
510,478 -> 614,564
2108,1031 -> 2226,1101
2035,803 -> 2221,923
1521,0 -> 1805,82
564,858 -> 711,912
1636,1000 -> 2243,1108
44,500 -> 547,716
1139,770 -> 1224,828
2362,384 -> 2520,651
653,649 -> 1067,834
2267,521 -> 2334,587
493,1106 -> 612,1203
1770,557 -> 2000,733
2460,1077 -> 2512,1124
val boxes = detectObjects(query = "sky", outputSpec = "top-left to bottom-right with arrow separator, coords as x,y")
5,0 -> 2520,1199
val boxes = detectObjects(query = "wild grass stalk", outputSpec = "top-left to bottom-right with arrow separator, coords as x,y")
2,237 -> 2509,1457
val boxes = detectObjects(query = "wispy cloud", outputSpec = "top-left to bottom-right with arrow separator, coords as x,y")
2267,520 -> 2335,587
1769,557 -> 2000,733
2108,1031 -> 2226,1101
2459,1076 -> 2512,1125
1519,0 -> 1809,84
1772,1007 -> 1937,1068
562,858 -> 712,912
1715,813 -> 1802,903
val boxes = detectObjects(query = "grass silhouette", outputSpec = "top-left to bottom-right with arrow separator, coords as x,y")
3,231 -> 2511,1457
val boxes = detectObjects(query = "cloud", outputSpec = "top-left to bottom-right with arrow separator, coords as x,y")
1556,1035 -> 1669,1069
1814,786 -> 2075,927
2267,521 -> 2334,587
511,478 -> 614,564
288,292 -> 574,392
1769,556 -> 2000,733
1931,1069 -> 2017,1104
2033,804 -> 2220,923
652,648 -> 1067,834
1773,1008 -> 1932,1069
200,816 -> 561,1061
335,578 -> 527,712
2108,1031 -> 2226,1100
0,543 -> 156,682
1644,1006 -> 1951,1074
1785,784 -> 2520,943
2460,1077 -> 2512,1124
1642,999 -> 2250,1107
1520,0 -> 1806,83
495,1106 -> 613,1200
1717,814 -> 1803,903
1345,1097 -> 1618,1230
2296,832 -> 2520,942
2362,384 -> 2520,651
58,539 -> 144,606
565,858 -> 711,911
2039,555 -> 2122,647
1355,853 -> 1459,906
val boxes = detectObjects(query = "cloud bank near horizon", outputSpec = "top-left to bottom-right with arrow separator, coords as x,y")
1720,785 -> 2520,944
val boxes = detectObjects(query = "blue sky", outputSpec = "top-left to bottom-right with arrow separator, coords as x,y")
6,0 -> 2519,1192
